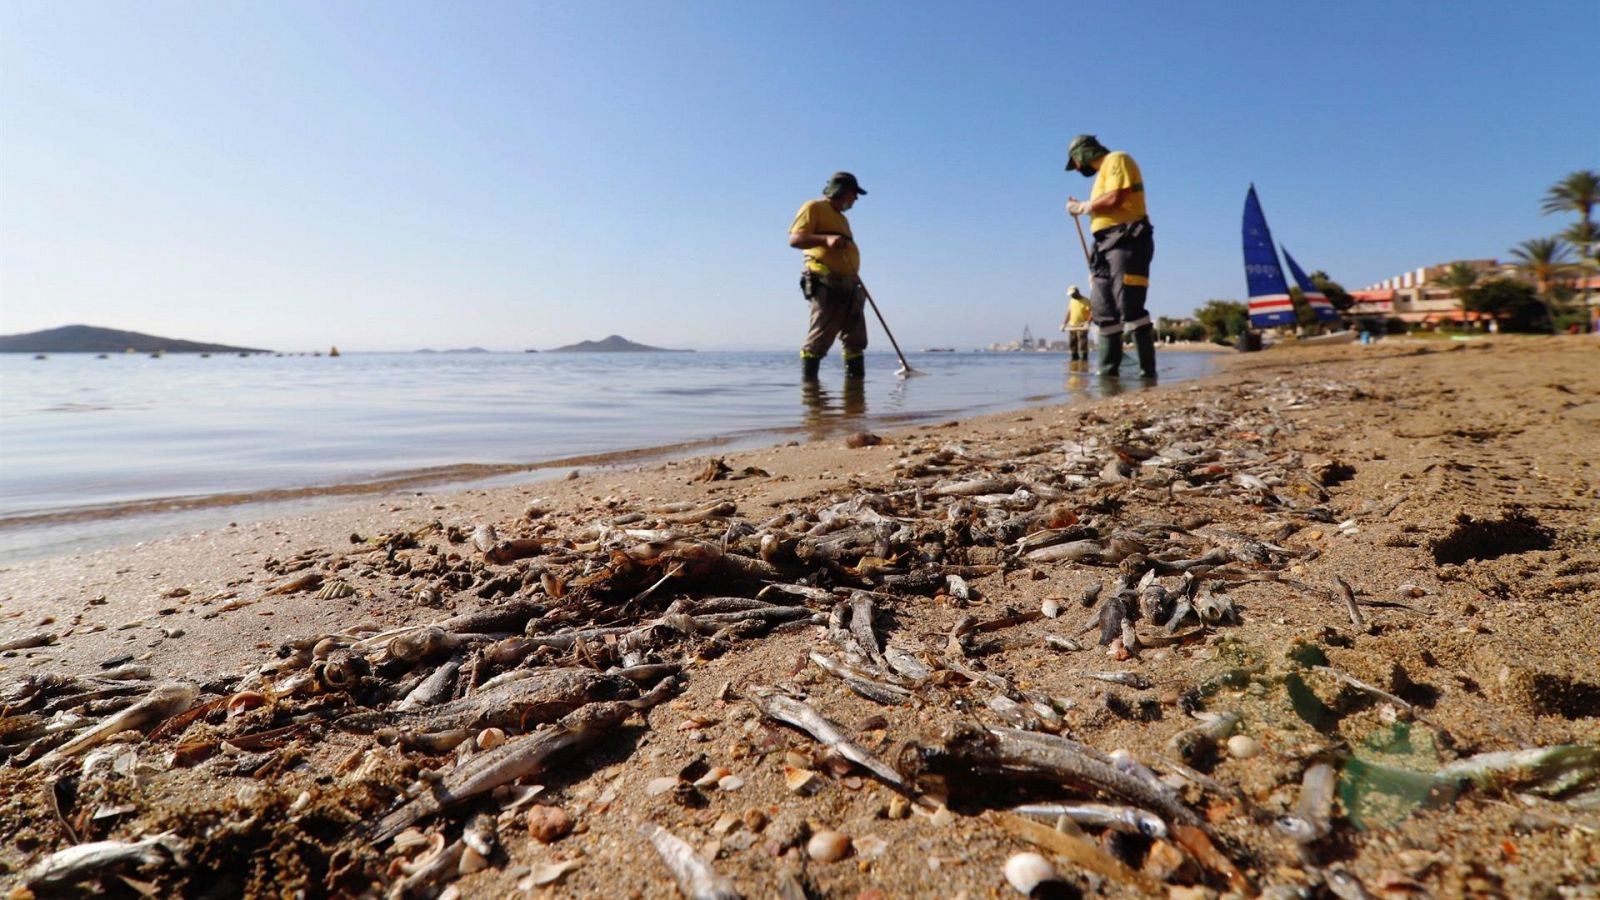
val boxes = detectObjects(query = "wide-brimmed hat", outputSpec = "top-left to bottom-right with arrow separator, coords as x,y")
823,171 -> 867,197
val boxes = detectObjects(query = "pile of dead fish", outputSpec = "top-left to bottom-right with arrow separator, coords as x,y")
4,379 -> 1595,897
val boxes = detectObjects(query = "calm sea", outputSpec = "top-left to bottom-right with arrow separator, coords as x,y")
0,349 -> 1219,560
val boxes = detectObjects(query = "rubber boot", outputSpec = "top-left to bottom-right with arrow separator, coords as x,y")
844,354 -> 865,379
802,355 -> 821,381
1133,327 -> 1158,379
1096,335 -> 1123,377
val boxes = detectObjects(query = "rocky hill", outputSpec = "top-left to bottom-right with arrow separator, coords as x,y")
0,325 -> 270,354
546,334 -> 689,353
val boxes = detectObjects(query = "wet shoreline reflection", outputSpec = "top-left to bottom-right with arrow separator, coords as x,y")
801,378 -> 867,439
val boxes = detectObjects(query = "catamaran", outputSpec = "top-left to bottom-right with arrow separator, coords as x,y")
1242,185 -> 1351,340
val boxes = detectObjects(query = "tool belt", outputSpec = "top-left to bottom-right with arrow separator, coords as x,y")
801,270 -> 862,301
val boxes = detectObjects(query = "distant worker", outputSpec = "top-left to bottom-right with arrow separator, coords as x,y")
1060,285 -> 1092,362
789,172 -> 868,381
1064,134 -> 1157,379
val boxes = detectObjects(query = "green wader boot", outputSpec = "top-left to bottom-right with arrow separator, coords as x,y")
1133,327 -> 1158,379
1096,335 -> 1123,377
802,356 -> 821,381
845,354 -> 865,379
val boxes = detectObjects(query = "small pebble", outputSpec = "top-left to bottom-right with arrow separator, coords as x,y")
806,830 -> 851,862
525,805 -> 573,843
1227,735 -> 1262,759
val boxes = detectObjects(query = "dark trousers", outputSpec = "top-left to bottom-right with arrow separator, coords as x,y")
1089,219 -> 1155,336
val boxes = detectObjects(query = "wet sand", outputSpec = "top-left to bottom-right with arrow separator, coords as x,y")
1,336 -> 1595,898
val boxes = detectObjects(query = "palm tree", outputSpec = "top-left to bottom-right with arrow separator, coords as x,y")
1544,170 -> 1599,319
1509,238 -> 1574,332
1509,238 -> 1573,296
1542,170 -> 1600,229
1435,262 -> 1480,297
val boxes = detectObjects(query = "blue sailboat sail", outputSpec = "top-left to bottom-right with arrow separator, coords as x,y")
1242,186 -> 1295,328
1282,246 -> 1339,323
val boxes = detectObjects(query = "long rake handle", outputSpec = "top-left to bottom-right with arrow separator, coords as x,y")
859,282 -> 916,373
1071,213 -> 1093,268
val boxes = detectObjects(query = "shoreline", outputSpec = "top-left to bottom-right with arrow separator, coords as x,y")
0,349 -> 1231,562
0,336 -> 1595,898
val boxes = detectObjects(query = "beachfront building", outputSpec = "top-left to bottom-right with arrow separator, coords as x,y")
1360,259 -> 1511,329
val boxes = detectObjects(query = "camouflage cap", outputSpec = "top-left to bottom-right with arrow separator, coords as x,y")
1065,134 -> 1109,171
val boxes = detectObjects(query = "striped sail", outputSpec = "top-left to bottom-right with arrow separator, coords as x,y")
1282,246 -> 1339,323
1242,185 -> 1294,327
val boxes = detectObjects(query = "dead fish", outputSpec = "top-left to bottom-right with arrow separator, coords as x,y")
1433,745 -> 1600,797
31,682 -> 198,769
1275,761 -> 1336,843
808,652 -> 912,706
932,475 -> 1020,497
931,726 -> 1202,829
1193,585 -> 1237,625
1079,583 -> 1103,608
369,679 -> 678,841
1167,710 -> 1242,764
749,688 -> 903,787
1325,867 -> 1373,900
392,657 -> 463,712
883,645 -> 932,683
24,832 -> 188,890
1010,801 -> 1168,838
664,500 -> 738,524
0,632 -> 59,652
1081,671 -> 1152,690
1025,540 -> 1105,564
639,822 -> 741,900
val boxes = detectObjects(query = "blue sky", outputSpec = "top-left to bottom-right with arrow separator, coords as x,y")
2,1 -> 1595,352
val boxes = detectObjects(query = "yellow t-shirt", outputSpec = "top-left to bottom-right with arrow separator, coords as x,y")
790,199 -> 860,277
1089,151 -> 1147,233
1068,296 -> 1092,327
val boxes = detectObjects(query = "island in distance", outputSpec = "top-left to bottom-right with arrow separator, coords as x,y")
545,334 -> 691,353
0,324 -> 270,354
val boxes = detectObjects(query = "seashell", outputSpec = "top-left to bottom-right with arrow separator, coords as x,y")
457,846 -> 489,875
784,766 -> 820,795
646,776 -> 680,796
471,524 -> 498,553
1227,734 -> 1262,759
476,728 -> 506,751
226,691 -> 266,718
806,830 -> 851,862
517,859 -> 580,889
311,637 -> 341,659
315,580 -> 356,601
692,766 -> 732,788
717,774 -> 744,792
540,571 -> 564,599
1004,852 -> 1060,895
1041,598 -> 1061,618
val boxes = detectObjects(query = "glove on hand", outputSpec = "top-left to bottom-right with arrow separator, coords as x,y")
1065,199 -> 1092,216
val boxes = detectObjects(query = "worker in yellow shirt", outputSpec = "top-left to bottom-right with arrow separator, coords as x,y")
1060,285 -> 1092,362
1065,135 -> 1157,379
789,172 -> 867,381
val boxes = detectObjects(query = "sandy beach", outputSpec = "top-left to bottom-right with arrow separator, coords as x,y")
1,336 -> 1595,898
